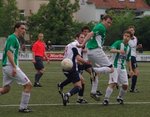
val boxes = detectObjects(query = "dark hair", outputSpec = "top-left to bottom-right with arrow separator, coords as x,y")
75,32 -> 83,38
102,14 -> 113,21
14,22 -> 25,31
128,25 -> 135,30
123,30 -> 133,37
81,26 -> 90,32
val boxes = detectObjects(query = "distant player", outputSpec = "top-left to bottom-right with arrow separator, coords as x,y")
103,30 -> 134,105
128,26 -> 142,93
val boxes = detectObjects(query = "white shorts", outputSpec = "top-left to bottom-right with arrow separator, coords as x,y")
87,48 -> 112,67
108,68 -> 128,85
2,65 -> 31,87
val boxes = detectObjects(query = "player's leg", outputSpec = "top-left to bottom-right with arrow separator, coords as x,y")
77,74 -> 88,104
117,69 -> 128,104
130,56 -> 139,92
15,67 -> 32,113
103,68 -> 118,105
33,56 -> 44,87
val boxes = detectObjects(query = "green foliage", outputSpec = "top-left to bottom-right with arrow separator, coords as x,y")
135,16 -> 150,50
0,0 -> 19,37
28,0 -> 84,44
145,0 -> 150,6
106,10 -> 135,46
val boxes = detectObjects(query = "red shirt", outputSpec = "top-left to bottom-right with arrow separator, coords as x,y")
32,40 -> 46,57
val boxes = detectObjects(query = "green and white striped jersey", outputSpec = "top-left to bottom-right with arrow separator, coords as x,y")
110,40 -> 131,69
2,34 -> 20,66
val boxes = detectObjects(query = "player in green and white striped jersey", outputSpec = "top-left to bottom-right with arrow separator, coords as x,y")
103,30 -> 134,105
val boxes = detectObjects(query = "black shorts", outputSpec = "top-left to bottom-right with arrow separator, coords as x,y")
131,56 -> 138,69
34,56 -> 44,70
63,70 -> 80,83
78,63 -> 92,74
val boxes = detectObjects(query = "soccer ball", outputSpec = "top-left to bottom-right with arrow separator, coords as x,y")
61,58 -> 73,71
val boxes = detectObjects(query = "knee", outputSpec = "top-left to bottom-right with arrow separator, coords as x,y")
122,85 -> 128,90
24,82 -> 32,93
1,85 -> 11,94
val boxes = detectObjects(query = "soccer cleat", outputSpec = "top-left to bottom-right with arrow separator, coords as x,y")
103,99 -> 109,106
57,82 -> 63,94
96,90 -> 103,96
90,93 -> 100,101
18,108 -> 32,113
130,89 -> 139,93
117,97 -> 124,105
34,82 -> 42,87
76,99 -> 88,104
61,93 -> 69,106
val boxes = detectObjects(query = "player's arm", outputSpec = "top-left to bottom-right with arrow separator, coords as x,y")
7,50 -> 17,77
82,31 -> 94,47
110,48 -> 125,54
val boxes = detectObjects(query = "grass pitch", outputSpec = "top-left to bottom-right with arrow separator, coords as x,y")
0,61 -> 150,117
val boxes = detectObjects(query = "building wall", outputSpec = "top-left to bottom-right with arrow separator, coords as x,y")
16,0 -> 49,16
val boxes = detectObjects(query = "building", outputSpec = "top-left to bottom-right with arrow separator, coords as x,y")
16,0 -> 49,17
75,0 -> 150,22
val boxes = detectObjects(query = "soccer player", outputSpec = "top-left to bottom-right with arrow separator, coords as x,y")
103,30 -> 134,105
32,33 -> 49,87
58,33 -> 92,106
78,15 -> 114,101
0,22 -> 32,113
128,26 -> 142,93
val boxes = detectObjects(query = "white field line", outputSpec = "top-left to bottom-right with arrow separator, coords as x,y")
1,102 -> 150,107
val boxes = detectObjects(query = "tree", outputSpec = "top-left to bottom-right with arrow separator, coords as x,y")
145,0 -> 150,6
28,0 -> 80,44
0,0 -> 19,37
105,10 -> 135,46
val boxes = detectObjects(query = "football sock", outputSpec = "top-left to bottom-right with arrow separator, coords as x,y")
93,67 -> 112,74
19,92 -> 30,109
131,75 -> 137,91
69,86 -> 81,96
105,86 -> 113,99
78,84 -> 85,97
118,87 -> 126,98
35,72 -> 43,83
60,79 -> 71,88
91,76 -> 98,94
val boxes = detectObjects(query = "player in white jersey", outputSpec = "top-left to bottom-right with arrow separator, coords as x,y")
103,30 -> 134,105
57,33 -> 92,106
128,26 -> 142,93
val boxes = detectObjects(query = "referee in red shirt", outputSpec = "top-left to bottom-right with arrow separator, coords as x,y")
32,33 -> 49,87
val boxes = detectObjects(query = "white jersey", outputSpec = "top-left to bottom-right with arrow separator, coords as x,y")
128,36 -> 137,57
64,40 -> 82,59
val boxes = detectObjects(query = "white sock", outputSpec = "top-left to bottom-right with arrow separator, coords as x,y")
118,87 -> 126,99
19,92 -> 30,109
104,86 -> 113,99
91,76 -> 99,94
93,67 -> 112,74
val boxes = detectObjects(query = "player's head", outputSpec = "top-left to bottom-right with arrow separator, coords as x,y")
81,26 -> 90,36
38,33 -> 44,41
14,22 -> 26,38
101,14 -> 113,29
123,30 -> 133,44
75,32 -> 85,44
127,25 -> 135,36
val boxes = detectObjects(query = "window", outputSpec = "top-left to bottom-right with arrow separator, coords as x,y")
81,0 -> 85,5
129,0 -> 135,2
